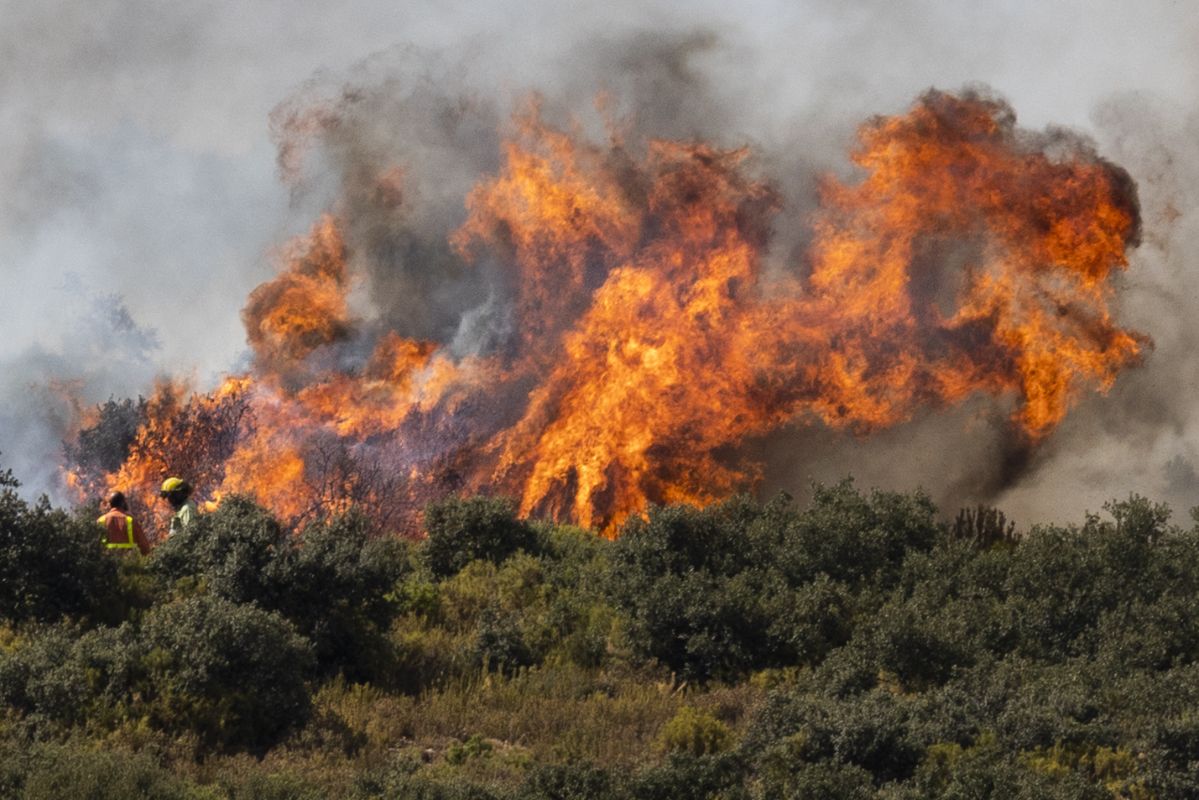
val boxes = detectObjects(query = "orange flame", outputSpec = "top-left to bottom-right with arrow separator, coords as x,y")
66,90 -> 1146,536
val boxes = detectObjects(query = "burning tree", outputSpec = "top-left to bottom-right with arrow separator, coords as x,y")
62,396 -> 147,501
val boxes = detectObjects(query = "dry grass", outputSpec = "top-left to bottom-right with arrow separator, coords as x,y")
306,661 -> 768,785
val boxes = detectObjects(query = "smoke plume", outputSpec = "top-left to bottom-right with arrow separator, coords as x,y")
3,2 -> 1197,531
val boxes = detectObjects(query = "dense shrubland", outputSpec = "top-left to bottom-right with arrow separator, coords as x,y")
1,454 -> 1198,798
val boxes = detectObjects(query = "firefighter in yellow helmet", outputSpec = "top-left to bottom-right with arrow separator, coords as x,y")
160,477 -> 198,537
97,491 -> 151,555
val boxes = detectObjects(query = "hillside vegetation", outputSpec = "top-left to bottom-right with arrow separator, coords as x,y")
2,459 -> 1198,798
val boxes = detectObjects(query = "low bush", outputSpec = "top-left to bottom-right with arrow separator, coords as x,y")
139,595 -> 313,752
5,455 -> 1199,797
0,623 -> 139,729
266,512 -> 409,680
17,741 -> 200,800
150,495 -> 286,603
152,498 -> 408,680
0,468 -> 119,624
656,706 -> 733,756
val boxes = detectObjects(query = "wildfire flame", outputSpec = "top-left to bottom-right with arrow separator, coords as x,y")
66,90 -> 1145,536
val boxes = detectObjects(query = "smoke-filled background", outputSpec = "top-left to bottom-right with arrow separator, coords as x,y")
2,0 -> 1197,526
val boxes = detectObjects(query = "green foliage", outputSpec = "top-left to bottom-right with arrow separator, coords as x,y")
9,741 -> 202,800
267,512 -> 409,680
628,752 -> 747,800
609,484 -> 937,680
474,607 -> 535,674
139,595 -> 313,751
518,762 -> 621,800
446,734 -> 495,765
749,686 -> 922,784
0,485 -> 119,625
221,770 -> 328,800
6,461 -> 1199,798
424,496 -> 538,579
349,765 -> 503,800
0,623 -> 139,728
783,480 -> 941,587
608,497 -> 790,681
151,497 -> 408,680
760,761 -> 876,800
151,495 -> 286,603
656,706 -> 733,756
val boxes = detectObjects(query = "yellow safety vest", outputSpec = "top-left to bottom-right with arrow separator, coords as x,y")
98,513 -> 137,550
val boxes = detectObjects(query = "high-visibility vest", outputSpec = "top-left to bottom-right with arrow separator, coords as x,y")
97,511 -> 137,550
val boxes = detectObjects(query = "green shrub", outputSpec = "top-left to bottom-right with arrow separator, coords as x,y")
138,595 -> 313,752
423,496 -> 538,579
657,706 -> 733,756
475,608 -> 534,674
152,498 -> 408,680
518,762 -> 621,800
7,475 -> 1199,798
349,767 -> 503,800
747,687 -> 921,784
222,769 -> 329,800
0,472 -> 119,624
781,480 -> 941,588
266,511 -> 409,680
18,741 -> 200,800
608,486 -> 940,682
767,574 -> 854,667
446,733 -> 494,765
628,752 -> 747,800
853,600 -> 971,691
608,498 -> 788,680
0,623 -> 139,729
758,761 -> 876,800
150,495 -> 286,603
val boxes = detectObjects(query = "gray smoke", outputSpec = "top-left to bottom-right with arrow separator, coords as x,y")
990,93 -> 1199,523
2,0 -> 1196,525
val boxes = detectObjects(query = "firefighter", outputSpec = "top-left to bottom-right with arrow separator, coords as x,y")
97,491 -> 150,555
160,477 -> 198,536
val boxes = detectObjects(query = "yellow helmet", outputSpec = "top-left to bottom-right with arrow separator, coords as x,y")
160,477 -> 186,494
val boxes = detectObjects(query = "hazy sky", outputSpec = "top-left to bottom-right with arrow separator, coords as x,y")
2,0 -> 1197,518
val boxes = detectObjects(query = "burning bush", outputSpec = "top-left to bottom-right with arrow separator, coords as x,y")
61,396 -> 147,501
